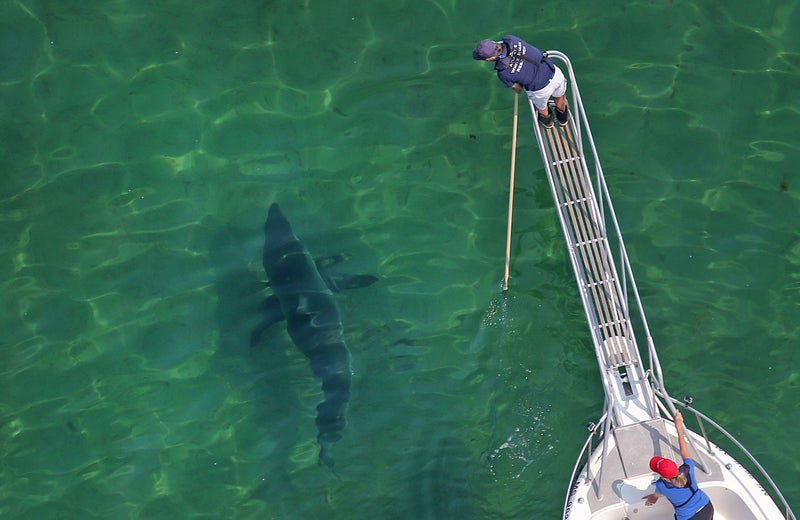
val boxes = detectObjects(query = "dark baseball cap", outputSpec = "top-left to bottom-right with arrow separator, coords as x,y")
473,39 -> 497,60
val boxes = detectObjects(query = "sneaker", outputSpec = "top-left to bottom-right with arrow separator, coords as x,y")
538,110 -> 554,129
556,106 -> 569,126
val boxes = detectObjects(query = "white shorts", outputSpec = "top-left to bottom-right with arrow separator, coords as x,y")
526,66 -> 567,111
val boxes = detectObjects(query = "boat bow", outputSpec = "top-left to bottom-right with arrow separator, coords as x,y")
518,50 -> 795,520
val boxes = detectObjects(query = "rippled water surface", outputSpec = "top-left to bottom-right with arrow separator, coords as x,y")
2,1 -> 799,518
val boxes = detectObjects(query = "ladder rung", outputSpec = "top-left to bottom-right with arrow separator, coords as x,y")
596,318 -> 627,330
551,156 -> 581,167
585,279 -> 615,290
575,236 -> 605,248
559,196 -> 590,208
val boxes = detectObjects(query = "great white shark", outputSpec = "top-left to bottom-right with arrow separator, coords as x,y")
252,203 -> 376,470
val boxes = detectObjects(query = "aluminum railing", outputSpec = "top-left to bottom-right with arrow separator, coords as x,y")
523,50 -> 795,520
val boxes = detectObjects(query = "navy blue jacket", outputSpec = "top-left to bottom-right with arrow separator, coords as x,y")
494,35 -> 556,91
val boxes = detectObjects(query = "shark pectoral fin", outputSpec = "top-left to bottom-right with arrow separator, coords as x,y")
326,273 -> 379,292
250,295 -> 285,347
315,255 -> 347,270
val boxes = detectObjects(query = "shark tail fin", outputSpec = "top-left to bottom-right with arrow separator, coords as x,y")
318,442 -> 338,475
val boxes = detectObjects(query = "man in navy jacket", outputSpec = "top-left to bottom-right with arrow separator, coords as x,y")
473,35 -> 569,128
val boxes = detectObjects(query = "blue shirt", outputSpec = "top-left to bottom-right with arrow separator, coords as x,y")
655,459 -> 710,520
494,35 -> 556,92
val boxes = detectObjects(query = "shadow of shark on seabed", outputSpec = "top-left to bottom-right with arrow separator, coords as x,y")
251,202 -> 377,471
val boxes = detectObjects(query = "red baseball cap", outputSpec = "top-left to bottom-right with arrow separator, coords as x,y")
650,456 -> 679,478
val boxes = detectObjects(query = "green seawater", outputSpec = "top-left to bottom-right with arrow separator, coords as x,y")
1,1 -> 798,518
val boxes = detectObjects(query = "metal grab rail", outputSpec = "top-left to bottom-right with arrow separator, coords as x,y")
654,391 -> 797,520
562,406 -> 609,515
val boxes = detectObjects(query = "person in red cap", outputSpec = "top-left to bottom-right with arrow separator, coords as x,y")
644,411 -> 714,519
472,35 -> 569,129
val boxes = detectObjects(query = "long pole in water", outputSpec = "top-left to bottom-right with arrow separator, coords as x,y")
502,92 -> 520,291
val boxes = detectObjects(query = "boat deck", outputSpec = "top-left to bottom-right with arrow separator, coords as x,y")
582,418 -> 725,510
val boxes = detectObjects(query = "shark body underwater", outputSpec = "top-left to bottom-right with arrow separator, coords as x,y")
251,203 -> 377,470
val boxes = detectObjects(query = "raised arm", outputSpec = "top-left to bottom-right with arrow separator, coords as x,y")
674,411 -> 690,460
